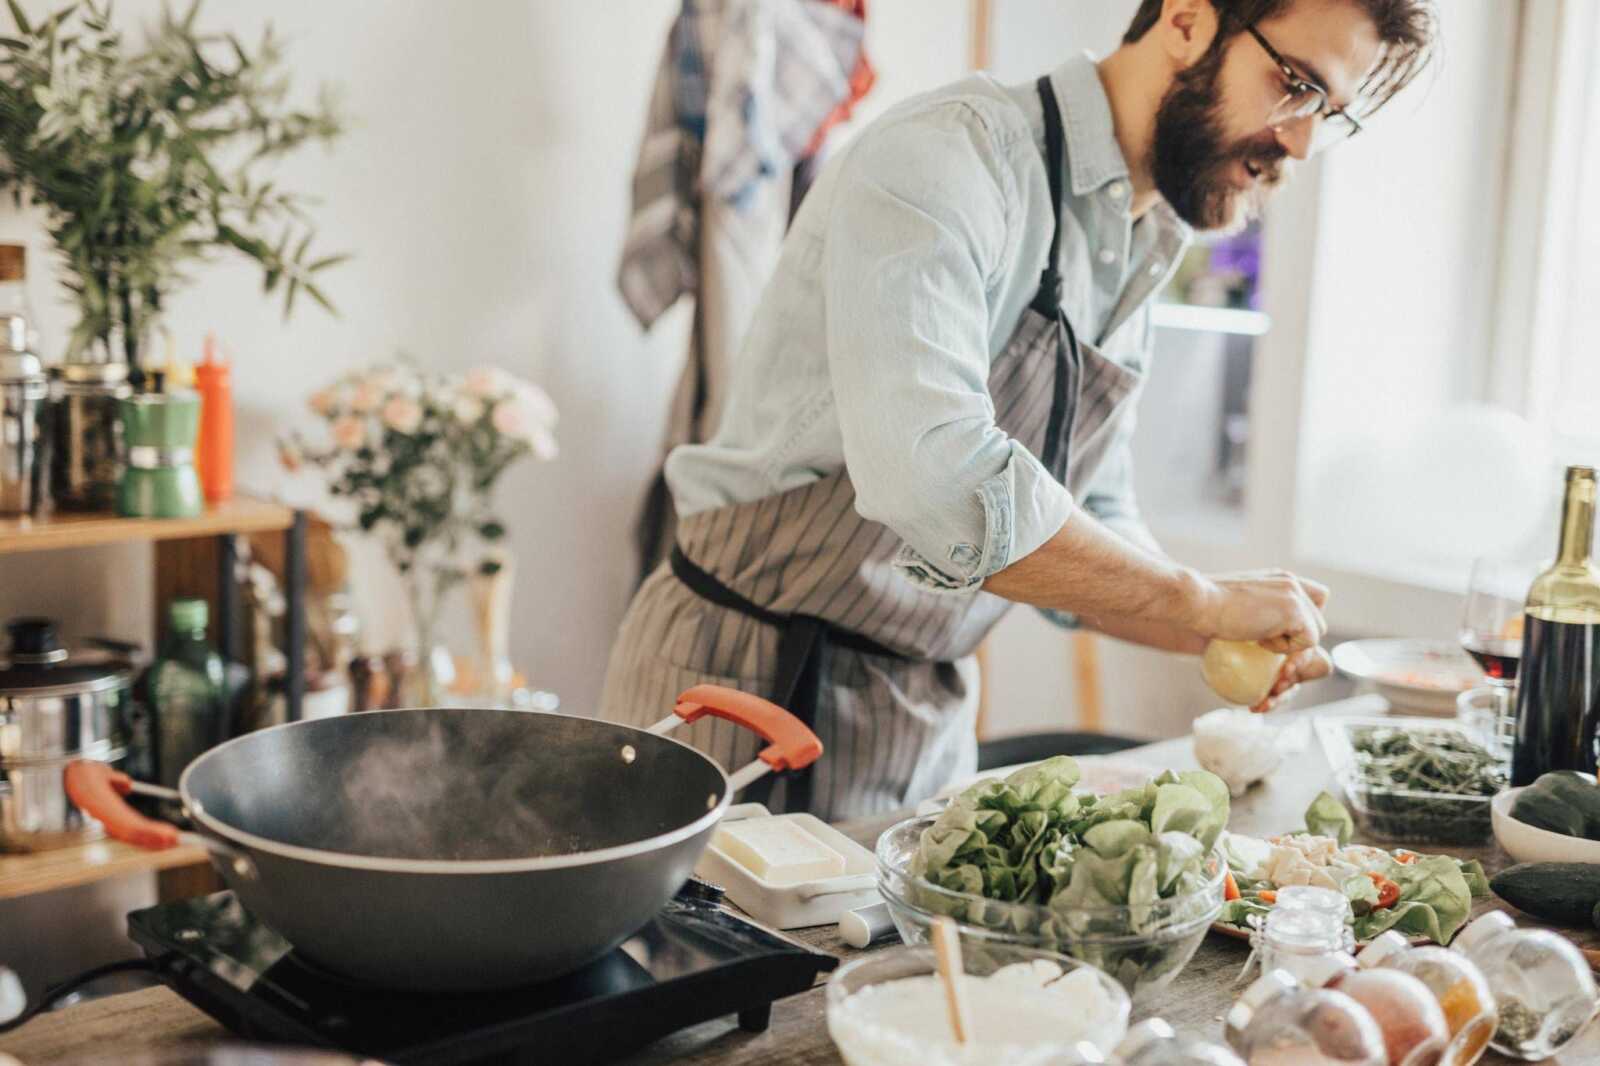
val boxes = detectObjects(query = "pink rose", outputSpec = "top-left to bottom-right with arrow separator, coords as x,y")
331,416 -> 365,450
382,396 -> 423,434
464,366 -> 509,399
307,387 -> 340,417
350,379 -> 385,414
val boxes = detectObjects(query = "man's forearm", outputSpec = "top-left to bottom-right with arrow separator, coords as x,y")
1083,614 -> 1209,655
984,509 -> 1211,634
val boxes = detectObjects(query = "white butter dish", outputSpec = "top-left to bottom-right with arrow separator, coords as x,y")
695,803 -> 878,930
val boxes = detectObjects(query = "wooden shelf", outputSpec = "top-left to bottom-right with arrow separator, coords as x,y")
0,494 -> 293,556
0,839 -> 209,901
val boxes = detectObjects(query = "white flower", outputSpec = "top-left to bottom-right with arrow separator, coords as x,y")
492,395 -> 559,459
513,382 -> 559,429
453,394 -> 484,424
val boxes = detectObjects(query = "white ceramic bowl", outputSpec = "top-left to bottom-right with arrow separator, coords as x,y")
1330,638 -> 1480,715
1492,787 -> 1600,864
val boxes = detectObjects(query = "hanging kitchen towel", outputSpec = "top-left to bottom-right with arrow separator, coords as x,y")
700,0 -> 867,207
617,0 -> 870,328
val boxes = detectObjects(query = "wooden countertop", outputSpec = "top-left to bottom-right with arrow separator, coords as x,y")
6,701 -> 1600,1065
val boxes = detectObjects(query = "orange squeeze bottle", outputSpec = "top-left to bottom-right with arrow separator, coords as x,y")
195,332 -> 233,503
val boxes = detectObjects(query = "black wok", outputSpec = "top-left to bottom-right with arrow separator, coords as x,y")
66,685 -> 821,989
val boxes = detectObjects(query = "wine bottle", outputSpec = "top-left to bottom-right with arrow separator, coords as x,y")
1511,466 -> 1600,786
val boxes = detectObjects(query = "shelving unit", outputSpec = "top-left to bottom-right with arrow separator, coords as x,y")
0,493 -> 306,901
0,840 -> 209,901
0,495 -> 295,556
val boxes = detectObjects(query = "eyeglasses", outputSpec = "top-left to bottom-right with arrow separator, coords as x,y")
1241,22 -> 1363,154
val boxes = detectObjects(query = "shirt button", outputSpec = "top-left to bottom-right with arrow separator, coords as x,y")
1147,260 -> 1164,277
1107,181 -> 1127,200
1097,248 -> 1117,266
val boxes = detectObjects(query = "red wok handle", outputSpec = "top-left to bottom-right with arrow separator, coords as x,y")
668,684 -> 823,773
63,760 -> 182,850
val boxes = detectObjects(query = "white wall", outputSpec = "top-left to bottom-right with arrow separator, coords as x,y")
0,1 -> 983,720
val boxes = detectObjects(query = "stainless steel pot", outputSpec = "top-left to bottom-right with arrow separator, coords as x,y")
67,685 -> 822,989
0,316 -> 47,517
0,618 -> 133,851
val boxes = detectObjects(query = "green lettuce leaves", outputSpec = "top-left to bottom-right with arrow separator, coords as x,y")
911,760 -> 1230,928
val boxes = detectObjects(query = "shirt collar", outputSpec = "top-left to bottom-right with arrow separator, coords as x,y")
1044,53 -> 1194,245
1049,53 -> 1130,198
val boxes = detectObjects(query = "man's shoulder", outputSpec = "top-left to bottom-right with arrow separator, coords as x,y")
863,73 -> 1035,154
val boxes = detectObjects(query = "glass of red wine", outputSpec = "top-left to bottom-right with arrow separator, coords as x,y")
1459,557 -> 1538,761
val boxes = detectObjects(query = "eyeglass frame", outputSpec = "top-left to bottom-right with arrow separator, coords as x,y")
1237,19 -> 1364,146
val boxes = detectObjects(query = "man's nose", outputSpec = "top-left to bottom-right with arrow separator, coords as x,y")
1274,113 -> 1316,161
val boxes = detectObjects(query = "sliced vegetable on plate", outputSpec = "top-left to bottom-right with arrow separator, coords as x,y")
1214,793 -> 1489,945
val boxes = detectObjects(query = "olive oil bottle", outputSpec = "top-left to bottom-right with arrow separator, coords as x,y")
1512,466 -> 1600,786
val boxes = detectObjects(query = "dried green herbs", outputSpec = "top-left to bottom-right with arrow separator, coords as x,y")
1345,726 -> 1505,844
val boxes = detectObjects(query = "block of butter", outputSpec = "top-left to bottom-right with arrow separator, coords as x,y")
712,817 -> 847,885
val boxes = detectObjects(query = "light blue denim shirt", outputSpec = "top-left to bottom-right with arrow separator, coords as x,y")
665,55 -> 1191,591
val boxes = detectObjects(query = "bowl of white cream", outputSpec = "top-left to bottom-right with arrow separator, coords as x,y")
826,942 -> 1131,1066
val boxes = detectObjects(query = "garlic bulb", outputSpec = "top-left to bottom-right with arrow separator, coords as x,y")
1193,708 -> 1283,797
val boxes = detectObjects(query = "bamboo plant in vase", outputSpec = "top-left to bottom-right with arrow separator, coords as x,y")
287,363 -> 558,707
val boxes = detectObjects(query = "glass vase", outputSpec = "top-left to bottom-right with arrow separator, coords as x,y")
400,564 -> 457,708
468,548 -> 515,706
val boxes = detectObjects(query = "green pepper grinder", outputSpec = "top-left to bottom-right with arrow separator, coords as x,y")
117,386 -> 203,518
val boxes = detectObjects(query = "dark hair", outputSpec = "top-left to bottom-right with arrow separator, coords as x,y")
1122,0 -> 1436,117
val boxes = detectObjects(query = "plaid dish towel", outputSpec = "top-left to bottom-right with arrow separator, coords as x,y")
618,0 -> 868,328
701,0 -> 866,207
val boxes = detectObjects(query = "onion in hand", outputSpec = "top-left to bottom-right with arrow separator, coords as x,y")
1201,639 -> 1287,708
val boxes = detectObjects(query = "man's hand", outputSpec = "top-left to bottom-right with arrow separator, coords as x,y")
1188,569 -> 1329,653
1251,644 -> 1335,712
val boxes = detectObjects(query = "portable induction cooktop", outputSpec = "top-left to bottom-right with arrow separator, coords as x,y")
127,883 -> 837,1065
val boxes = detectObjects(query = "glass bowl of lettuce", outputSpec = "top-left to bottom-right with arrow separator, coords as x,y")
875,757 -> 1229,1005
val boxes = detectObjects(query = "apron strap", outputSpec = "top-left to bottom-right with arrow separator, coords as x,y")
1031,75 -> 1067,317
670,547 -> 905,813
1033,75 -> 1082,475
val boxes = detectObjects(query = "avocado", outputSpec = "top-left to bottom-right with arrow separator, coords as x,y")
1491,862 -> 1600,927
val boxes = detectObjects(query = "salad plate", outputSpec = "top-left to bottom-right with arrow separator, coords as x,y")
1210,794 -> 1490,946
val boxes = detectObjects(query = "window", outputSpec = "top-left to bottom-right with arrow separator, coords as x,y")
1524,0 -> 1600,457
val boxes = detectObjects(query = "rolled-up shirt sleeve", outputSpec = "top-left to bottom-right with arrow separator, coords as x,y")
822,103 -> 1074,593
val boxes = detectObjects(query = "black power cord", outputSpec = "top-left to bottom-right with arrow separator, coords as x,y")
0,957 -> 158,1034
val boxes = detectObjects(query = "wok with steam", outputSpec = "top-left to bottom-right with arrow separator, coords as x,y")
65,685 -> 821,989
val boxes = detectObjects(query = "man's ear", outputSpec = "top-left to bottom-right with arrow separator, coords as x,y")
1156,0 -> 1222,68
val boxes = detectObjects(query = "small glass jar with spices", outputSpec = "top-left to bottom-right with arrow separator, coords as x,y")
1225,969 -> 1387,1066
1246,885 -> 1359,989
1453,911 -> 1598,1060
1325,966 -> 1451,1066
1356,930 -> 1495,1066
1115,1018 -> 1246,1065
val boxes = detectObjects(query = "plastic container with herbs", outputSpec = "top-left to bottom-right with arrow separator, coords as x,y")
1316,718 -> 1505,845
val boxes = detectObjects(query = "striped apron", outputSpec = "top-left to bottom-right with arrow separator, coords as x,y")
598,78 -> 1147,820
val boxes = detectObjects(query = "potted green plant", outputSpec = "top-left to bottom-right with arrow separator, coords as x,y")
0,0 -> 345,366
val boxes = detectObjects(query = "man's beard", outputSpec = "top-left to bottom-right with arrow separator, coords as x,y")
1151,42 -> 1288,232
